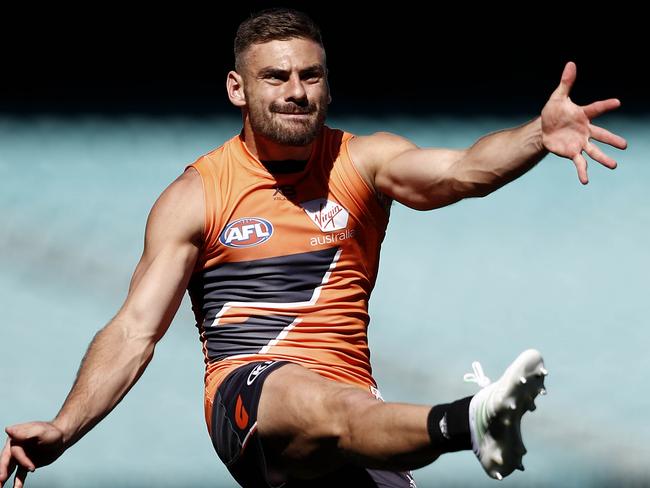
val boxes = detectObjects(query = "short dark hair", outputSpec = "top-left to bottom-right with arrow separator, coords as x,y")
234,8 -> 324,72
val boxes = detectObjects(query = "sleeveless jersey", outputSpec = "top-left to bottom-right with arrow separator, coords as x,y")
186,126 -> 389,430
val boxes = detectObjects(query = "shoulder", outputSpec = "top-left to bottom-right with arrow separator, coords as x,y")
155,166 -> 203,207
347,131 -> 419,189
350,131 -> 418,154
146,167 -> 204,247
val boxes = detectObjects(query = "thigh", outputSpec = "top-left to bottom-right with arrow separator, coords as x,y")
257,363 -> 381,480
210,360 -> 292,487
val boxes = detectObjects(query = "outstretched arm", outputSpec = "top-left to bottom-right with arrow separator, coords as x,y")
0,168 -> 204,488
350,62 -> 627,210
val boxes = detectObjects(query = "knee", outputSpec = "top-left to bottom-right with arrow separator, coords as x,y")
277,383 -> 379,453
273,384 -> 380,476
257,366 -> 380,469
324,386 -> 381,451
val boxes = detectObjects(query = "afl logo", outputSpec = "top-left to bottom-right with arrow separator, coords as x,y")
219,217 -> 273,248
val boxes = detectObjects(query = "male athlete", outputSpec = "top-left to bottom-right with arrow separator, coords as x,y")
0,8 -> 627,488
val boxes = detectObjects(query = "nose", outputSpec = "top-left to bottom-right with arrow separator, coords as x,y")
285,74 -> 307,104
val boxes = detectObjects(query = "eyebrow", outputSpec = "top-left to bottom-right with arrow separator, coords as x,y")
257,64 -> 325,78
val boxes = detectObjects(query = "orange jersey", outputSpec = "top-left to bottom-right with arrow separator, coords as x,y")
186,126 -> 389,431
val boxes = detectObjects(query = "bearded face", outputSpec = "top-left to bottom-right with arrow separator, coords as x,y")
246,88 -> 329,146
238,38 -> 330,147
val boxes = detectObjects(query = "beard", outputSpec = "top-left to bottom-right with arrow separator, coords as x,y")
247,94 -> 328,146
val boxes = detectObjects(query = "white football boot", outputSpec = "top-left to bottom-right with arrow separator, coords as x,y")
465,349 -> 548,480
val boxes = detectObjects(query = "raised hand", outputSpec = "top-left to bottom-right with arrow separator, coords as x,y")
541,61 -> 627,184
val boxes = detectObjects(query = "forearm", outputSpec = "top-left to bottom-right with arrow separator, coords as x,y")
52,316 -> 155,448
455,116 -> 547,198
370,119 -> 549,210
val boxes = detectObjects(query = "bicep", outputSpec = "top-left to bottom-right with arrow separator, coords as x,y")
118,169 -> 203,343
374,146 -> 467,211
351,132 -> 468,211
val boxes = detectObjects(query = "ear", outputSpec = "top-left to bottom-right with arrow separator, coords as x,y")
227,71 -> 246,108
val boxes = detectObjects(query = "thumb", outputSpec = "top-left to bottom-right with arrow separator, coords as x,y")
553,61 -> 577,98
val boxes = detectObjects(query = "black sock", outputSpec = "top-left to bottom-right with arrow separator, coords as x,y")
427,396 -> 472,453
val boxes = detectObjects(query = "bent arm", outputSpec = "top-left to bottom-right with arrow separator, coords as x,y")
52,168 -> 204,448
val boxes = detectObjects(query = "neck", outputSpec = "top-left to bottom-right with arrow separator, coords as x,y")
240,117 -> 315,161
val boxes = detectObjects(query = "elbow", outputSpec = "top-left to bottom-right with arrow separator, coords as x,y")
402,194 -> 462,211
465,183 -> 496,199
414,179 -> 492,210
405,198 -> 439,211
393,186 -> 450,211
126,330 -> 157,373
448,153 -> 504,199
107,312 -> 160,353
452,170 -> 500,199
93,318 -> 156,375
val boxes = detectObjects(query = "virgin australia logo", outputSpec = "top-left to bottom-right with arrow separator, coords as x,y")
300,198 -> 349,232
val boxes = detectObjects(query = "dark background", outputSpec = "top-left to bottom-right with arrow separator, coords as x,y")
2,2 -> 646,116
